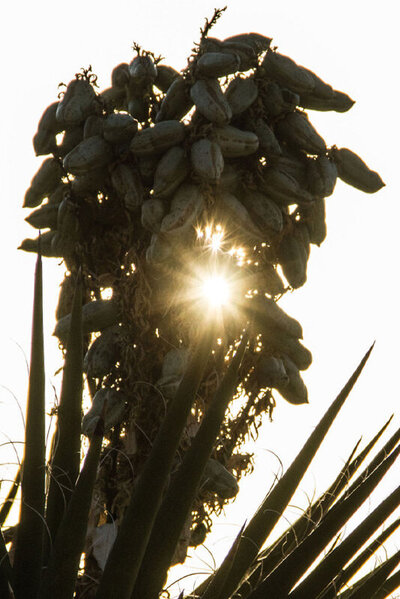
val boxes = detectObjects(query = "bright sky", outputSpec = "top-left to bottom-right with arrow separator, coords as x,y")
1,1 -> 399,594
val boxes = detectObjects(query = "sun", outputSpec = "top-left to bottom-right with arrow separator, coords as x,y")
201,274 -> 231,307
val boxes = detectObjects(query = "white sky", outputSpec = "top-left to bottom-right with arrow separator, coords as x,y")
1,1 -> 399,595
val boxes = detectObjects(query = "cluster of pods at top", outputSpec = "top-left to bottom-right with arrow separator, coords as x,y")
20,31 -> 385,407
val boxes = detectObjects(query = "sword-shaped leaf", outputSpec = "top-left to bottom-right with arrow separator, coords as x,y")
96,327 -> 215,599
343,548 -> 400,599
0,466 -> 21,526
132,333 -> 248,599
13,252 -> 45,599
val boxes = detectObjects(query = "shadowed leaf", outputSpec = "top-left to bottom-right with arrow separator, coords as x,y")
0,467 -> 21,526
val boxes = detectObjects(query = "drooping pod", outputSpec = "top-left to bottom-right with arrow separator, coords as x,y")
33,101 -> 64,156
160,183 -> 205,239
190,138 -> 224,183
82,388 -> 127,437
299,90 -> 355,113
18,230 -> 60,257
103,113 -> 138,145
250,118 -> 282,156
56,78 -> 97,126
275,355 -> 308,404
225,77 -> 258,115
130,120 -> 186,156
190,79 -> 232,125
240,188 -> 283,233
141,198 -> 166,233
195,52 -> 240,78
201,459 -> 239,499
154,64 -> 181,93
110,163 -> 144,210
331,147 -> 385,193
56,126 -> 84,158
111,62 -> 130,89
223,32 -> 272,54
300,198 -> 327,246
212,125 -> 259,157
83,325 -> 122,379
275,111 -> 327,155
261,50 -> 315,95
25,202 -> 60,230
155,76 -> 193,122
157,347 -> 189,398
53,298 -> 120,343
216,191 -> 263,243
63,135 -> 114,175
307,156 -> 337,198
262,166 -> 313,206
153,146 -> 189,198
276,233 -> 308,289
260,81 -> 299,117
245,294 -> 303,339
128,54 -> 158,86
23,158 -> 64,208
254,355 -> 289,389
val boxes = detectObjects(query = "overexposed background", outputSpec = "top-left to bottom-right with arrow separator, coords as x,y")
0,1 -> 399,595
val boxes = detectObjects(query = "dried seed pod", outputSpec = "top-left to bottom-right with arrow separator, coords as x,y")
195,52 -> 240,78
246,294 -> 303,339
63,136 -> 114,175
276,355 -> 308,404
331,147 -> 385,193
201,459 -> 239,499
262,167 -> 313,205
270,150 -> 308,188
103,113 -> 138,144
130,120 -> 185,156
56,274 -> 78,320
82,388 -> 127,437
277,234 -> 308,289
33,129 -> 58,156
18,230 -> 60,257
212,125 -> 259,157
57,198 -> 80,239
301,68 -> 334,99
83,115 -> 104,139
299,89 -> 355,113
225,77 -> 258,115
255,355 -> 289,389
154,64 -> 180,93
160,183 -> 205,238
275,112 -> 326,155
56,126 -> 84,158
190,79 -> 232,125
301,198 -> 327,246
110,163 -> 144,210
141,198 -> 166,232
53,298 -> 120,342
127,95 -> 149,122
99,87 -> 127,112
145,233 -> 173,266
155,76 -> 193,122
129,55 -> 158,86
48,183 -> 68,205
199,36 -> 224,53
91,523 -> 118,571
111,62 -> 130,88
190,138 -> 224,183
83,325 -> 122,378
261,81 -> 299,117
307,156 -> 337,198
71,168 -> 107,196
251,118 -> 282,155
33,101 -> 65,155
262,263 -> 286,297
261,50 -> 315,95
223,32 -> 272,54
240,188 -> 283,233
153,146 -> 189,198
25,202 -> 59,230
23,158 -> 64,208
56,78 -> 97,125
217,191 -> 263,242
157,347 -> 189,397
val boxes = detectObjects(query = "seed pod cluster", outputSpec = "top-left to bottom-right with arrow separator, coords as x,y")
20,29 -> 385,561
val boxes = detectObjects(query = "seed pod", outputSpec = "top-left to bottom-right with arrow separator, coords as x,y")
103,113 -> 138,145
261,50 -> 315,95
71,168 -> 107,196
63,135 -> 114,175
299,90 -> 355,113
91,523 -> 118,571
275,112 -> 326,155
301,68 -> 334,99
277,234 -> 308,289
111,62 -> 130,88
190,79 -> 232,125
56,274 -> 79,320
155,76 -> 193,122
33,129 -> 58,156
261,81 -> 299,117
129,55 -> 157,86
153,146 -> 189,198
82,388 -> 127,437
212,125 -> 259,157
84,115 -> 104,139
18,230 -> 60,257
195,52 -> 240,78
145,233 -> 173,266
301,198 -> 327,246
218,163 -> 241,193
251,118 -> 282,155
307,156 -> 337,198
157,347 -> 189,397
246,294 -> 303,339
141,198 -> 166,232
130,120 -> 185,156
110,163 -> 144,210
225,77 -> 258,115
199,36 -> 224,53
127,95 -> 149,122
25,202 -> 59,230
240,188 -> 283,233
57,198 -> 80,239
137,155 -> 159,186
262,263 -> 286,297
56,126 -> 84,158
190,138 -> 224,183
154,64 -> 180,93
33,101 -> 65,155
276,355 -> 308,404
23,158 -> 64,208
262,167 -> 313,205
331,147 -> 385,193
48,183 -> 68,205
83,325 -> 122,378
217,191 -> 263,242
223,32 -> 272,53
53,298 -> 120,342
56,78 -> 97,125
99,87 -> 127,112
270,151 -> 308,188
201,459 -> 239,499
160,183 -> 205,238
50,231 -> 75,258
255,355 -> 289,389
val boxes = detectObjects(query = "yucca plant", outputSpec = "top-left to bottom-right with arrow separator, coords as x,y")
1,8 -> 396,599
